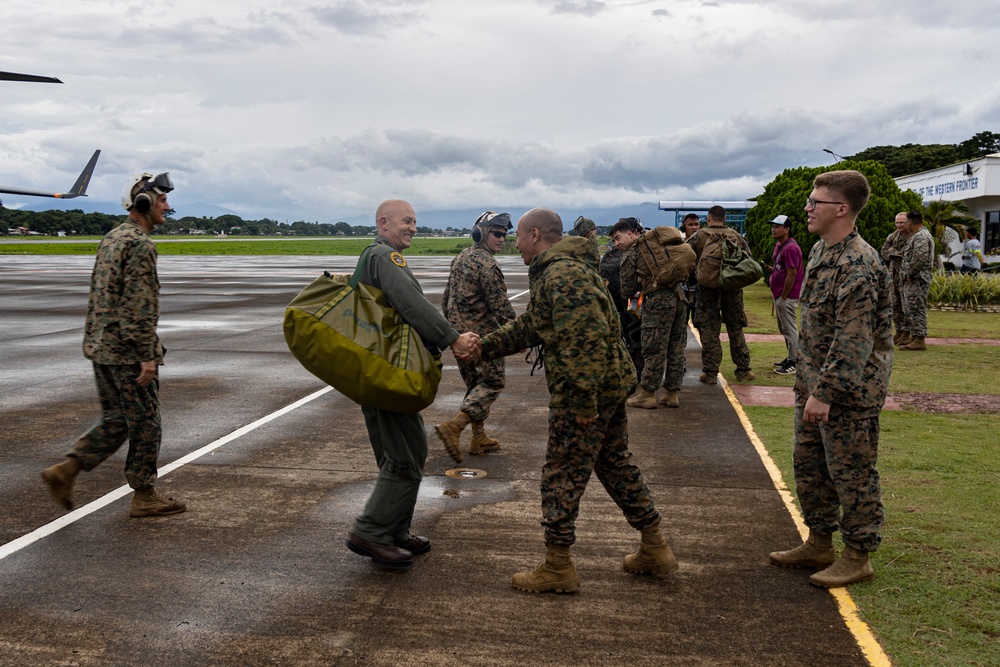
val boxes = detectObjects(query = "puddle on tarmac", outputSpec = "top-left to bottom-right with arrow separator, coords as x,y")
417,474 -> 516,507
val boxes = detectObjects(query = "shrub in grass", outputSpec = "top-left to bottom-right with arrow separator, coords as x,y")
929,272 -> 1000,310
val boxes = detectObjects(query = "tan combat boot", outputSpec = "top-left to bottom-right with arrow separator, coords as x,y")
768,531 -> 836,569
41,457 -> 82,510
511,544 -> 580,593
900,337 -> 926,351
895,332 -> 913,347
469,421 -> 500,455
130,487 -> 186,518
699,373 -> 718,385
623,522 -> 678,575
626,389 -> 657,409
434,411 -> 471,464
892,330 -> 903,345
809,546 -> 875,588
657,391 -> 680,408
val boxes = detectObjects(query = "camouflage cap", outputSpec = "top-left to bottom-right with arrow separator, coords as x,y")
574,215 -> 596,237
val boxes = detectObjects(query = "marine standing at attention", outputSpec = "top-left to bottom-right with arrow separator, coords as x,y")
769,170 -> 892,588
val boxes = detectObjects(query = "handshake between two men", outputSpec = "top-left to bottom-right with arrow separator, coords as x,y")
450,332 -> 482,362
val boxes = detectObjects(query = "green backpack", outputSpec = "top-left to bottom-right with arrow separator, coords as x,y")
695,228 -> 763,291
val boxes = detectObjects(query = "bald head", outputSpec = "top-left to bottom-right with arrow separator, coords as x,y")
375,199 -> 417,251
515,208 -> 564,265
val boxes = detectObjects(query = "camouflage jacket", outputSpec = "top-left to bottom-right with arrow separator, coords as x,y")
794,230 -> 893,412
481,236 -> 636,417
442,245 -> 516,335
599,244 -> 627,312
901,227 -> 934,282
619,243 -> 643,299
359,237 -> 460,350
83,220 -> 165,365
879,230 -> 911,277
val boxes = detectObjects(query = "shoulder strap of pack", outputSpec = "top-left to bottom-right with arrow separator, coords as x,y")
349,244 -> 376,289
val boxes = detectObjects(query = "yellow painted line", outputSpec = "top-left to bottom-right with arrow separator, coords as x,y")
716,374 -> 893,667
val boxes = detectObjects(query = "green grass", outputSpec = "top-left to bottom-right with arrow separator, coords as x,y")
747,406 -> 1000,667
725,285 -> 999,664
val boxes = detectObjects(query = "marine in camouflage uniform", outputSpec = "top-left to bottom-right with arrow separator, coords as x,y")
793,229 -> 891,555
899,219 -> 934,346
41,171 -> 185,518
438,211 -> 516,455
482,208 -> 676,593
769,170 -> 890,588
687,211 -> 753,382
619,240 -> 687,406
879,214 -> 911,342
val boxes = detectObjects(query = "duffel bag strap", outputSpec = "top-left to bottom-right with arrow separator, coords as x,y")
348,245 -> 376,289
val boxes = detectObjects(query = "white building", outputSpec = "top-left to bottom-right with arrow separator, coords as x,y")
895,153 -> 1000,256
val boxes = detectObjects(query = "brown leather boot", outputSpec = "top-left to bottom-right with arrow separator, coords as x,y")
900,337 -> 926,351
809,546 -> 875,588
657,390 -> 680,408
511,544 -> 580,593
434,411 -> 470,464
626,389 -> 657,409
624,522 -> 678,575
895,332 -> 913,347
769,531 -> 836,569
469,421 -> 500,455
41,457 -> 81,510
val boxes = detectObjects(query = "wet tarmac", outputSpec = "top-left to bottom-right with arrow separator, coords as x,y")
0,255 -> 876,666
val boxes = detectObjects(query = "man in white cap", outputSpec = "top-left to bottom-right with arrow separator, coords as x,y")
768,214 -> 803,375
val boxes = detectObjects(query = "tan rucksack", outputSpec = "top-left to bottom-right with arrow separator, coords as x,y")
636,226 -> 697,293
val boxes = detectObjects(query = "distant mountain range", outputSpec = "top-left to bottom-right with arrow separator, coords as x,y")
13,199 -> 675,230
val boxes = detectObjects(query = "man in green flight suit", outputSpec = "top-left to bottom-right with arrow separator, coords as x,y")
346,199 -> 482,569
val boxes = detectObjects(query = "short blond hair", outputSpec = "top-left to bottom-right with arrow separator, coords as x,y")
814,170 -> 870,214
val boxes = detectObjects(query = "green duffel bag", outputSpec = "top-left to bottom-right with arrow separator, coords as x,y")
283,251 -> 442,413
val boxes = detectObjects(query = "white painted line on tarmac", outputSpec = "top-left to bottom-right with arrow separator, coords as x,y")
510,289 -> 529,301
0,386 -> 333,563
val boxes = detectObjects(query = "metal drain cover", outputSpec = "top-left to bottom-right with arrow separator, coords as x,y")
444,468 -> 488,479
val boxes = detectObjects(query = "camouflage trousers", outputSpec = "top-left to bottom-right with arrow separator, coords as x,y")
901,277 -> 930,337
693,286 -> 751,375
540,401 -> 660,546
457,357 -> 506,422
793,404 -> 885,552
639,288 -> 688,392
888,270 -> 905,335
70,362 -> 161,490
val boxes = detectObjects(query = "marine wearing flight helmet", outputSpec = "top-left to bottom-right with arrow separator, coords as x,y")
435,211 -> 517,460
41,172 -> 186,518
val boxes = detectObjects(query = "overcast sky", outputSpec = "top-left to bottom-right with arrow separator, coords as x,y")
2,0 -> 997,222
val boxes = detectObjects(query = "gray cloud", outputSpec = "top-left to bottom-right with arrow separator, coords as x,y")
550,1 -> 609,17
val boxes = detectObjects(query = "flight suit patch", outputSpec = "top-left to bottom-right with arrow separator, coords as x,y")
390,252 -> 407,267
